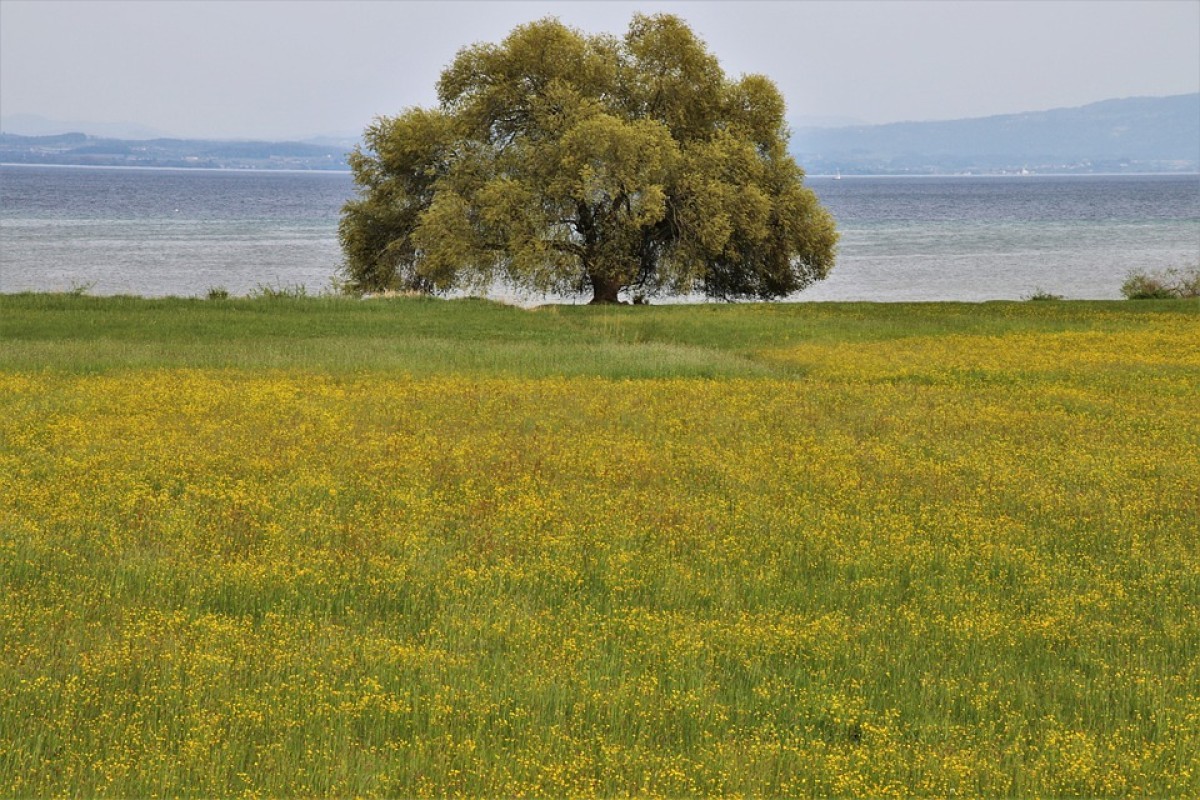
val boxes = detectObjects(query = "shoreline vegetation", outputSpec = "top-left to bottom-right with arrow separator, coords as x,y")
2,295 -> 1198,796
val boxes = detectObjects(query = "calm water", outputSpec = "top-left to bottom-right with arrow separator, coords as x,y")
1,165 -> 1197,301
805,173 -> 1200,302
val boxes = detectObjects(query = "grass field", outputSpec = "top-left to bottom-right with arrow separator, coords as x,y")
1,294 -> 1198,797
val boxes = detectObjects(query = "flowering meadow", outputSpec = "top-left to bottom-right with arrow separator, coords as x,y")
1,295 -> 1197,796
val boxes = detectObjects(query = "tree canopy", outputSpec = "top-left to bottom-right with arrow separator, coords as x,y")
339,14 -> 838,303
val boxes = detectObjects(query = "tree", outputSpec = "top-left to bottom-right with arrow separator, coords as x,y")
339,14 -> 838,304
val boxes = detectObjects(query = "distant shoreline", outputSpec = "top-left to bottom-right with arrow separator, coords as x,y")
3,162 -> 1196,180
0,162 -> 353,175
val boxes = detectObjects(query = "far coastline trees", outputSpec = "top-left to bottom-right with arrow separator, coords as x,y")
340,14 -> 837,304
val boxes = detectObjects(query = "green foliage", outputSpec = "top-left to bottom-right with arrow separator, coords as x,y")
1120,264 -> 1200,300
1023,288 -> 1064,301
339,14 -> 837,303
206,286 -> 231,300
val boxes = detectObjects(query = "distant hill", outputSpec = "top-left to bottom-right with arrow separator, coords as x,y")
4,94 -> 1196,174
0,113 -> 171,140
0,133 -> 350,171
792,93 -> 1200,175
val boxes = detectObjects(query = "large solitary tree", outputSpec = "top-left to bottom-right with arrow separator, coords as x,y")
340,14 -> 838,303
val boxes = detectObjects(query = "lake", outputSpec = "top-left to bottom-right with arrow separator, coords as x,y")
1,165 -> 1197,302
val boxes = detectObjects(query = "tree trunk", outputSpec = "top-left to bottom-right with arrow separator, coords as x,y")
588,275 -> 624,304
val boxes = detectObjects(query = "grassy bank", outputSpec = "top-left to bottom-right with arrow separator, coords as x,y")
2,295 -> 1198,796
3,292 -> 1194,376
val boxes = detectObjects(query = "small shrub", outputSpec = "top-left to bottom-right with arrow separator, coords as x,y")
1121,272 -> 1175,300
1024,288 -> 1063,301
249,282 -> 308,300
67,281 -> 95,296
1121,265 -> 1200,300
206,286 -> 230,300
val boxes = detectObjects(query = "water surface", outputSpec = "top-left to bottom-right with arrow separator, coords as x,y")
1,165 -> 1197,301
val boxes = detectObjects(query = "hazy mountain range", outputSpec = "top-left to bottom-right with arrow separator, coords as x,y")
0,113 -> 173,140
791,93 -> 1199,174
0,132 -> 352,171
2,94 -> 1197,174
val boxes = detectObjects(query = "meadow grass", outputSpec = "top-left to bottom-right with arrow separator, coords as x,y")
1,294 -> 1197,796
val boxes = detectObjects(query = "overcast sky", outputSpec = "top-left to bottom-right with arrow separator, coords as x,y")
2,0 -> 1197,140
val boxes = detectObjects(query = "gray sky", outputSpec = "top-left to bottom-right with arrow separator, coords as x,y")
2,0 -> 1197,140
